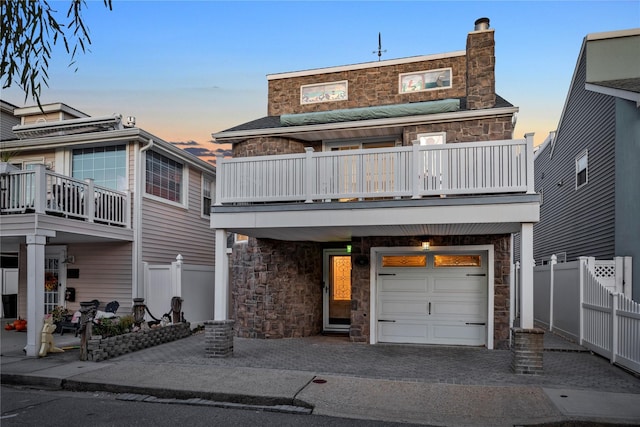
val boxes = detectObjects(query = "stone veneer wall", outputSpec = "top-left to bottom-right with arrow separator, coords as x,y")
466,29 -> 496,110
85,323 -> 191,362
268,55 -> 467,116
350,234 -> 512,348
267,26 -> 495,116
233,136 -> 307,158
231,238 -> 323,339
404,116 -> 513,144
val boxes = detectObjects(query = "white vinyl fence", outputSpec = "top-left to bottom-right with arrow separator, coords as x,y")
531,255 -> 639,374
143,255 -> 215,325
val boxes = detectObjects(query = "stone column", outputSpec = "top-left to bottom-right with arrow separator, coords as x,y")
205,320 -> 234,357
511,327 -> 544,374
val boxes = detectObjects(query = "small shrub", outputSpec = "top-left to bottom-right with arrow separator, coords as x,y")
118,315 -> 134,333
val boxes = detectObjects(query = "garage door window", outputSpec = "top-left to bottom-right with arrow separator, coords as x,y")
381,255 -> 427,268
434,254 -> 481,267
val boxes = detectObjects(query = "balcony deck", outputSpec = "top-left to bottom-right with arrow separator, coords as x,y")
215,136 -> 535,206
0,165 -> 131,228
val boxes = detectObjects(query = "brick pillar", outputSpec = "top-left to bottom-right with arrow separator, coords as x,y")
205,320 -> 235,357
511,327 -> 544,374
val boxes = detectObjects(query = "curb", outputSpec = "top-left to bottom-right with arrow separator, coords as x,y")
61,378 -> 315,411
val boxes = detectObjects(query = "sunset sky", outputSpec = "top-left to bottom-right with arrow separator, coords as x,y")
2,1 -> 638,164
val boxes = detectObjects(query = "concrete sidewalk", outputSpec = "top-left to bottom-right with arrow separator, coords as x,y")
2,328 -> 639,426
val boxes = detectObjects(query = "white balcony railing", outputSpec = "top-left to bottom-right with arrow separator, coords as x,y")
0,165 -> 130,227
215,136 -> 535,205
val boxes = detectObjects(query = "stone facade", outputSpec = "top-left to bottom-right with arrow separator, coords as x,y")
233,136 -> 307,158
404,116 -> 513,144
267,25 -> 494,117
466,29 -> 496,110
231,238 -> 323,339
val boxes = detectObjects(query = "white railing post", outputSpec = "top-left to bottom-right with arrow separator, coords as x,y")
84,178 -> 95,222
411,141 -> 421,199
33,164 -> 47,213
214,155 -> 223,206
614,257 -> 624,294
578,256 -> 589,345
549,254 -> 557,330
304,147 -> 315,203
611,293 -> 619,365
524,133 -> 535,194
623,256 -> 633,299
172,254 -> 183,297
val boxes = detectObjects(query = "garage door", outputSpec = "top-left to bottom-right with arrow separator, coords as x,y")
376,252 -> 487,346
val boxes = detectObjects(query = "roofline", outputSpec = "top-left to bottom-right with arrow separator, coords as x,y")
1,127 -> 216,174
13,102 -> 89,118
267,51 -> 466,80
550,36 -> 587,159
212,106 -> 519,143
586,28 -> 640,41
585,82 -> 640,107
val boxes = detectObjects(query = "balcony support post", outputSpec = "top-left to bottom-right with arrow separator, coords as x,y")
214,229 -> 229,320
519,222 -> 534,328
25,233 -> 47,356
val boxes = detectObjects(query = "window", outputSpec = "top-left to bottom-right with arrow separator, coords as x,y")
575,150 -> 588,189
417,132 -> 446,146
381,255 -> 427,268
434,254 -> 481,267
202,175 -> 214,216
73,145 -> 126,190
301,80 -> 348,105
145,150 -> 183,203
399,68 -> 452,93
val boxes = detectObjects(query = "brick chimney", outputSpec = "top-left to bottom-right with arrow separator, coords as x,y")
466,17 -> 496,110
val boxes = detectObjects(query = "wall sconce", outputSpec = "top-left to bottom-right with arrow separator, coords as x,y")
421,241 -> 430,251
63,255 -> 75,264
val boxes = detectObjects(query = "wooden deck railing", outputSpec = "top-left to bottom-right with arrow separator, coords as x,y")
0,164 -> 130,227
215,135 -> 535,205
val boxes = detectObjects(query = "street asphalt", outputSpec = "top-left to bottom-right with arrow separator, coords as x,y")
1,323 -> 639,426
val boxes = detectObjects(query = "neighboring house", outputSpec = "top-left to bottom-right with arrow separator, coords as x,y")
0,102 -> 217,356
532,28 -> 639,301
211,18 -> 539,351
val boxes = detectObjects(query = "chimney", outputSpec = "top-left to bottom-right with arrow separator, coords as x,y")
466,17 -> 496,110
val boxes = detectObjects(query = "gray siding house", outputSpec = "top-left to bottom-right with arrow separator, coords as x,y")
532,28 -> 640,301
0,103 -> 217,356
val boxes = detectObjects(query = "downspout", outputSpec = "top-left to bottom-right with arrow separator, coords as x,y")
133,138 -> 154,299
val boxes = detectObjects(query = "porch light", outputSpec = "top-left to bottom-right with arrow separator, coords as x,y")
422,241 -> 430,251
346,244 -> 352,253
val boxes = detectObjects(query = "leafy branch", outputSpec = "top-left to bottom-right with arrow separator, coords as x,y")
1,0 -> 112,108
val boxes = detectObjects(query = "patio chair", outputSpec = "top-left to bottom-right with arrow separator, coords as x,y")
59,299 -> 100,336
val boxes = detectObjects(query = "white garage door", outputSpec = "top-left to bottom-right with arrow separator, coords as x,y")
376,252 -> 487,346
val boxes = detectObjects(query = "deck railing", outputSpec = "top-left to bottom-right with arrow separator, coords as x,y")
215,135 -> 535,205
0,164 -> 130,227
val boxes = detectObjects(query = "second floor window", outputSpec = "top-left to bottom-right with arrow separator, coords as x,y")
202,175 -> 213,216
146,150 -> 183,203
72,145 -> 127,190
575,150 -> 588,189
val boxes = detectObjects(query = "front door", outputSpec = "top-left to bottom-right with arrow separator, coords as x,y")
323,249 -> 352,332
